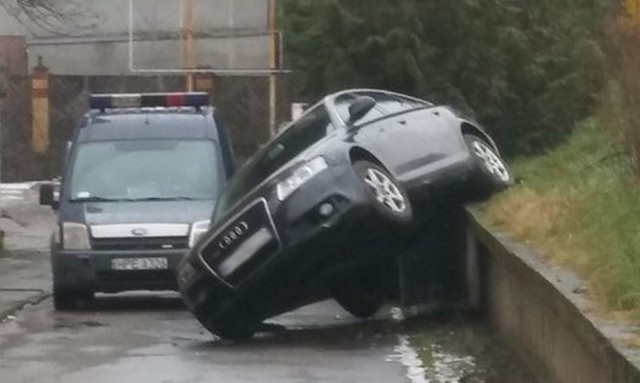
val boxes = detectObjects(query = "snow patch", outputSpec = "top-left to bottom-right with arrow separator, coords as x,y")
387,334 -> 479,383
387,335 -> 428,383
0,182 -> 37,190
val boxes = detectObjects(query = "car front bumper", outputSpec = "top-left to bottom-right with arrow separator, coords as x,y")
178,162 -> 405,331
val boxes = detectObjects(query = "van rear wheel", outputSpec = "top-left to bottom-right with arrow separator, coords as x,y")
53,289 -> 93,311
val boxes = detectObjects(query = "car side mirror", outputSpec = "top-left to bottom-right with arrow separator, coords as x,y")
39,183 -> 58,209
347,96 -> 376,127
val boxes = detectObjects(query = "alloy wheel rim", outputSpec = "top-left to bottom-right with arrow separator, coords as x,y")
471,141 -> 510,182
363,168 -> 407,214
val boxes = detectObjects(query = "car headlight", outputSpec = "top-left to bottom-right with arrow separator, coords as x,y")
62,222 -> 90,250
276,157 -> 328,201
189,220 -> 211,248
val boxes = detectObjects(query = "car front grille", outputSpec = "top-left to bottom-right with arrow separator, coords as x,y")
91,236 -> 189,251
199,199 -> 279,286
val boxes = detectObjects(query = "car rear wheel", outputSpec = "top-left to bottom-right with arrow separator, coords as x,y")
333,287 -> 384,319
332,268 -> 385,319
464,135 -> 513,196
354,161 -> 412,225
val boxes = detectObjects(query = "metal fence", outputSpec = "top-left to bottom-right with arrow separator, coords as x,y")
0,73 -> 294,182
1,74 -> 34,182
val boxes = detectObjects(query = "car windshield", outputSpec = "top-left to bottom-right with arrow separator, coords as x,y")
67,139 -> 221,201
214,103 -> 332,219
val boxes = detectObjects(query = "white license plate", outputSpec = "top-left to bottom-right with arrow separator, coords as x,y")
111,257 -> 169,271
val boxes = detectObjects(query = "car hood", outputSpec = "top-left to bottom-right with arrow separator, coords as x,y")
83,200 -> 215,226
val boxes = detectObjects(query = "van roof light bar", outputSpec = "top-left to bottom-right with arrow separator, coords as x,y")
89,92 -> 209,111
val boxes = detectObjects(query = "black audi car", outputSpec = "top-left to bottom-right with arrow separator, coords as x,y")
178,89 -> 512,339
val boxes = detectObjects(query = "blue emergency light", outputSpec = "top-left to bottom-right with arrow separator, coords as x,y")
89,92 -> 209,111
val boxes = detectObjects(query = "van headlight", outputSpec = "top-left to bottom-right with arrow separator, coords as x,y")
189,220 -> 211,248
276,157 -> 328,201
62,222 -> 90,250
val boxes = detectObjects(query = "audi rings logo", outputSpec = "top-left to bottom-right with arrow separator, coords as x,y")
217,221 -> 250,250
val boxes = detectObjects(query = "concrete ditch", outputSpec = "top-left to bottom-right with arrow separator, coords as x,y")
465,209 -> 640,383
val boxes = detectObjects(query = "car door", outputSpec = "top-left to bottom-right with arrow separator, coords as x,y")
352,91 -> 437,185
378,93 -> 468,187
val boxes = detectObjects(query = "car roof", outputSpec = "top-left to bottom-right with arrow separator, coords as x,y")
324,88 -> 432,105
76,107 -> 218,142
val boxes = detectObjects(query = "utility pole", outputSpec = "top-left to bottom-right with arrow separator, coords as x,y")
625,0 -> 640,25
0,67 -> 5,183
268,0 -> 278,137
183,0 -> 195,91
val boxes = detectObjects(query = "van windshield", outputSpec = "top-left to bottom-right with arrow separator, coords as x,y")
68,140 -> 220,201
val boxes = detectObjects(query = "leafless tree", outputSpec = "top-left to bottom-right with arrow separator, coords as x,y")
0,0 -> 102,35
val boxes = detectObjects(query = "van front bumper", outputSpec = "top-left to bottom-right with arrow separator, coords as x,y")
52,248 -> 187,293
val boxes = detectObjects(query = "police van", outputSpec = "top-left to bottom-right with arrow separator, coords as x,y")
39,92 -> 235,310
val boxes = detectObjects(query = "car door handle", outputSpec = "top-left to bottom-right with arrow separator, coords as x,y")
398,120 -> 407,125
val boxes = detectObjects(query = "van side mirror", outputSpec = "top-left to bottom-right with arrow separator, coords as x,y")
347,96 -> 376,127
39,183 -> 57,209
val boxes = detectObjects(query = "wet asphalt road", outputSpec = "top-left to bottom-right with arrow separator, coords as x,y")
0,184 -> 540,383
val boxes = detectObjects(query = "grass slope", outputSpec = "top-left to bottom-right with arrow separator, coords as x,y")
483,118 -> 640,315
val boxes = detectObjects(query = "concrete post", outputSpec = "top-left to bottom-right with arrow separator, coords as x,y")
465,225 -> 481,309
31,56 -> 50,154
183,0 -> 195,91
397,207 -> 470,308
0,66 -> 5,183
194,69 -> 215,101
268,0 -> 278,138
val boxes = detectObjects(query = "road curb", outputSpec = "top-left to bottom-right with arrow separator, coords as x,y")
466,209 -> 640,383
0,291 -> 50,322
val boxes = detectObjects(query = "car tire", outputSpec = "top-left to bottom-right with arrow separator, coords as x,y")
333,288 -> 384,319
354,160 -> 413,225
332,268 -> 385,319
212,323 -> 257,341
464,134 -> 513,197
53,289 -> 93,311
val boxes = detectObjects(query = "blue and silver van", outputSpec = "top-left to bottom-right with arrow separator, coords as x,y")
39,92 -> 235,310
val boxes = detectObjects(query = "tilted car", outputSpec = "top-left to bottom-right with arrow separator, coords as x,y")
178,89 -> 512,339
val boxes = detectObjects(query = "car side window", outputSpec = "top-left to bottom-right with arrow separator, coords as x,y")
334,94 -> 384,125
395,94 -> 430,109
357,91 -> 426,115
270,105 -> 331,160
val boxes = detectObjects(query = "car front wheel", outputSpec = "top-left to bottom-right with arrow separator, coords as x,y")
464,135 -> 513,196
214,324 -> 257,341
354,160 -> 412,225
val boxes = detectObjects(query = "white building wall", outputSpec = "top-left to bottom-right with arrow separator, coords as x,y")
0,0 -> 269,75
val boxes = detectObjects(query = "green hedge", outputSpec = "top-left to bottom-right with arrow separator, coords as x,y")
282,0 -> 616,156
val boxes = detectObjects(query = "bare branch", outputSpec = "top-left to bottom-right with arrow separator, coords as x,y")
0,0 -> 102,35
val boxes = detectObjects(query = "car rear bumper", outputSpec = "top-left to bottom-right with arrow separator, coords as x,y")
52,248 -> 187,293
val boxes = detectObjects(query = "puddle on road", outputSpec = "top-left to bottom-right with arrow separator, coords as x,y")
53,320 -> 107,330
390,316 -> 542,383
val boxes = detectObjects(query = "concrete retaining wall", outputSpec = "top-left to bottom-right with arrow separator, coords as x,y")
466,209 -> 640,383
